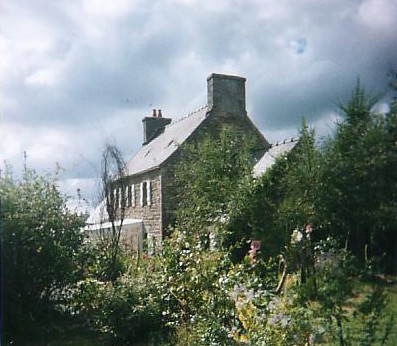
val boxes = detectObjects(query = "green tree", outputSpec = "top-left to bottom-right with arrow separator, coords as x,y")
0,167 -> 85,336
174,125 -> 256,248
275,119 -> 322,233
241,119 -> 322,259
320,81 -> 397,271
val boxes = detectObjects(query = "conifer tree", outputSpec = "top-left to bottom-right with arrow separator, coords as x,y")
321,81 -> 397,270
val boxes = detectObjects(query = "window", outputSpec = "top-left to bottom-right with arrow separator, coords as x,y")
140,180 -> 151,207
118,187 -> 123,209
140,182 -> 146,206
107,189 -> 113,210
127,185 -> 132,207
114,188 -> 118,209
128,184 -> 136,208
147,180 -> 151,206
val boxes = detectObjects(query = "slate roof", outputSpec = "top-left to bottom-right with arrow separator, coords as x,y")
86,199 -> 107,225
124,104 -> 296,179
85,198 -> 142,229
125,106 -> 209,176
84,218 -> 143,232
253,137 -> 299,177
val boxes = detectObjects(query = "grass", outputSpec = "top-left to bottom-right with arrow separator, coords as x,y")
20,334 -> 111,346
3,314 -> 112,346
4,277 -> 396,345
343,276 -> 397,345
376,280 -> 397,345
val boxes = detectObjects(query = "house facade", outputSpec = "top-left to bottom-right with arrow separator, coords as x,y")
86,73 -> 297,253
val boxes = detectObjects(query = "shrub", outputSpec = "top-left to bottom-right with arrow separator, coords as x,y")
71,257 -> 166,345
0,168 -> 85,336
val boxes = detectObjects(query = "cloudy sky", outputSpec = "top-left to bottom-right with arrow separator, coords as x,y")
2,0 -> 396,207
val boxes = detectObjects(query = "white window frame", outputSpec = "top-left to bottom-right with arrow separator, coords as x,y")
139,181 -> 151,207
118,187 -> 123,209
147,180 -> 151,206
113,189 -> 118,209
131,184 -> 136,207
140,182 -> 145,207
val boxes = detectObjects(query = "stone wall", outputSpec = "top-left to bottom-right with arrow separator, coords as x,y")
122,169 -> 163,249
117,74 -> 271,248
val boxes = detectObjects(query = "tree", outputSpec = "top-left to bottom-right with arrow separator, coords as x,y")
274,119 -> 322,233
99,143 -> 128,281
173,125 -> 255,248
239,119 -> 322,259
320,81 -> 397,270
0,167 -> 85,335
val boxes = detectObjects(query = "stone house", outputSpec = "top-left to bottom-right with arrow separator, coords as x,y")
86,73 -> 298,254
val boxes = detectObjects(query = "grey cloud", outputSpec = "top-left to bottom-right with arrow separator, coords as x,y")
2,0 -> 396,202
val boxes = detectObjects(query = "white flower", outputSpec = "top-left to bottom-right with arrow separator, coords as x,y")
245,289 -> 254,302
291,229 -> 303,244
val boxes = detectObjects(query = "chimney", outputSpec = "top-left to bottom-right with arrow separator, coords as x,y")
142,109 -> 172,144
207,73 -> 246,116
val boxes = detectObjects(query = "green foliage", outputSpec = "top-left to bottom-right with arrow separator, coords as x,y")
228,235 -> 395,346
68,81 -> 397,344
348,285 -> 390,345
174,125 -> 255,236
274,119 -> 322,234
308,239 -> 355,345
2,81 -> 397,345
244,118 -> 323,259
71,226 -> 396,345
338,79 -> 378,127
157,228 -> 235,339
0,167 -> 86,336
71,258 -> 166,345
82,239 -> 128,281
320,82 -> 397,270
148,225 -> 274,345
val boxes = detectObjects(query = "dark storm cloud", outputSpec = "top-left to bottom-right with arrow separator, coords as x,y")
245,0 -> 397,134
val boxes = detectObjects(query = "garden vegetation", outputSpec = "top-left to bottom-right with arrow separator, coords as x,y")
1,82 -> 396,345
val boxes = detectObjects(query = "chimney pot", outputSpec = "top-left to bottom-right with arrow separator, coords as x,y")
142,112 -> 172,144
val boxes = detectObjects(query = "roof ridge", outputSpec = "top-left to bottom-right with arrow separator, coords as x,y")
270,136 -> 300,147
168,105 -> 208,127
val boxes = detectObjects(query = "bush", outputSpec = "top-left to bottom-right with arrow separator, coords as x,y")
71,257 -> 166,345
71,228 -> 396,345
81,239 -> 129,281
0,168 -> 85,336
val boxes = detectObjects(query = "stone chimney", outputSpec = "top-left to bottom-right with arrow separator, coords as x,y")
142,109 -> 172,144
207,73 -> 246,116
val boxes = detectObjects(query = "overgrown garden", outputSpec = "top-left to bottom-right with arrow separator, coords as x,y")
1,82 -> 397,345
